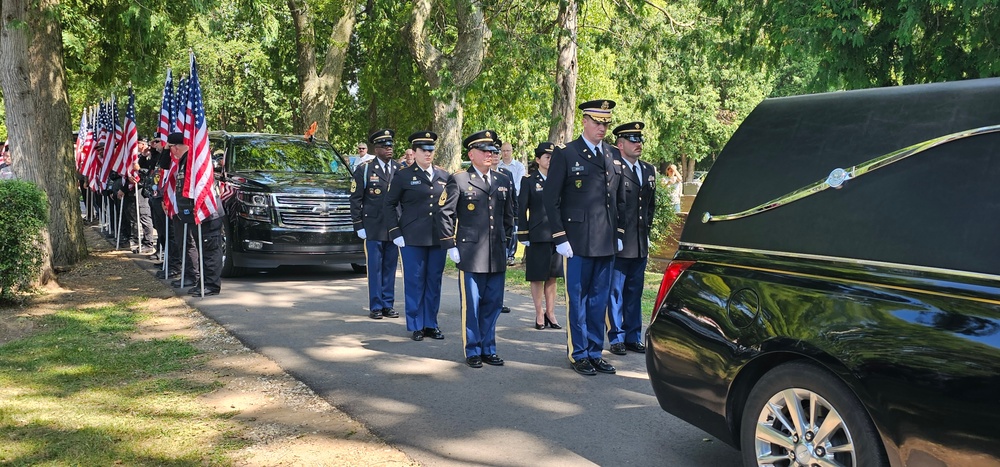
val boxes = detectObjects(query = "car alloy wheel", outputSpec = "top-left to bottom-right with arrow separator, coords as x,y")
740,362 -> 888,467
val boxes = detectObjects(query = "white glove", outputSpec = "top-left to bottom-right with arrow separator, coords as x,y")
520,240 -> 530,247
617,239 -> 624,252
448,247 -> 461,263
556,242 -> 573,258
393,236 -> 405,248
357,228 -> 367,239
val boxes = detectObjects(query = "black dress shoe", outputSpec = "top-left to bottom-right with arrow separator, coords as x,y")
188,287 -> 220,296
625,342 -> 646,353
544,315 -> 562,329
155,270 -> 179,279
466,356 -> 483,368
571,359 -> 597,376
501,306 -> 511,313
590,358 -> 616,374
411,331 -> 424,341
171,278 -> 197,288
422,328 -> 444,339
535,322 -> 545,330
369,309 -> 383,319
382,308 -> 399,318
609,343 -> 627,355
482,354 -> 504,366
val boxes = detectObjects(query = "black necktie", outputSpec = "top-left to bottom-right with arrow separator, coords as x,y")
633,163 -> 640,180
484,173 -> 490,188
595,146 -> 602,158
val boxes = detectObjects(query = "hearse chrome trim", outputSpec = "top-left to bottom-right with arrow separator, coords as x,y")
701,124 -> 1000,223
680,242 -> 1000,284
681,243 -> 1000,306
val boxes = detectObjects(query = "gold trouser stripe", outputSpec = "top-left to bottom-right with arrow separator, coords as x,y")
363,240 -> 371,309
563,255 -> 575,363
459,270 -> 468,356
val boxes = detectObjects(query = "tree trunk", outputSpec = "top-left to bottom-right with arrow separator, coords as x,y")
1,0 -> 88,280
405,0 -> 490,172
288,0 -> 356,141
548,0 -> 578,145
432,92 -> 464,171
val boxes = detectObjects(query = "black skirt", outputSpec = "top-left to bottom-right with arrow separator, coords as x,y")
524,241 -> 563,281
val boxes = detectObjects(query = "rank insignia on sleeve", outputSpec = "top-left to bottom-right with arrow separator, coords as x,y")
438,190 -> 447,206
350,179 -> 357,192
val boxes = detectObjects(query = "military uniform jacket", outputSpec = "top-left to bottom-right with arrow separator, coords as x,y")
384,163 -> 450,247
517,171 -> 554,243
543,137 -> 623,257
494,166 -> 518,223
615,157 -> 657,258
439,167 -> 516,273
349,158 -> 400,242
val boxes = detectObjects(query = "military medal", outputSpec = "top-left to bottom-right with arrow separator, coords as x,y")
375,188 -> 381,194
575,180 -> 582,188
467,203 -> 475,211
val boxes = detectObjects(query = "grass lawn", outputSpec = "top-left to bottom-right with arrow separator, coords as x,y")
0,301 -> 242,465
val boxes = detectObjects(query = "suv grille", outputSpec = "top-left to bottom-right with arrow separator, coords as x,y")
273,194 -> 353,230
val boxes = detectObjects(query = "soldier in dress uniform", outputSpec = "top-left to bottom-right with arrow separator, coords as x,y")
607,122 -> 656,356
518,142 -> 563,330
385,131 -> 450,341
350,129 -> 401,319
543,99 -> 624,376
440,130 -> 516,368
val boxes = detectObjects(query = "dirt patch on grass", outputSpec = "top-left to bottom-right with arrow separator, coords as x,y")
0,227 -> 417,466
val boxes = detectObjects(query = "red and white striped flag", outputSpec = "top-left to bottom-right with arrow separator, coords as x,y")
96,97 -> 120,187
74,109 -> 87,173
182,52 -> 218,224
78,106 -> 98,182
116,87 -> 139,181
162,158 -> 180,217
157,69 -> 173,144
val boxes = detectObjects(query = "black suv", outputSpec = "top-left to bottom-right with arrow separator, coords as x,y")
646,78 -> 1000,466
209,131 -> 364,276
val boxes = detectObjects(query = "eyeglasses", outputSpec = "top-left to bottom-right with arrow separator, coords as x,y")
357,147 -> 366,151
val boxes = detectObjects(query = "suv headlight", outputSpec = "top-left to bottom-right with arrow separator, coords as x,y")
236,192 -> 271,222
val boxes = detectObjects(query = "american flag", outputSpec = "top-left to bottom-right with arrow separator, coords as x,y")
116,87 -> 139,181
74,108 -> 87,173
174,76 -> 189,136
104,96 -> 127,179
96,97 -> 119,187
86,103 -> 106,191
162,155 -> 180,217
78,106 -> 98,182
182,52 -> 218,224
157,69 -> 173,143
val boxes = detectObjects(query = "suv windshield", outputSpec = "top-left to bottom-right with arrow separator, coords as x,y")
231,137 -> 348,175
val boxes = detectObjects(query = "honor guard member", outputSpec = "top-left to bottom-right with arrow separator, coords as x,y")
385,131 -> 450,341
440,130 -> 516,368
607,122 -> 656,355
350,129 -> 401,319
543,99 -> 624,376
169,132 -> 226,296
518,142 -> 563,330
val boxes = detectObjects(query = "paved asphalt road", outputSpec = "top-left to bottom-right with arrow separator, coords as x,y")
146,260 -> 741,466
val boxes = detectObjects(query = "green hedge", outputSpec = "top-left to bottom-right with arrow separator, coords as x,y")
649,176 -> 679,247
0,179 -> 48,303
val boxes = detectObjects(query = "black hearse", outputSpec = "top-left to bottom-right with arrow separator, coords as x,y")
209,132 -> 365,276
646,78 -> 1000,467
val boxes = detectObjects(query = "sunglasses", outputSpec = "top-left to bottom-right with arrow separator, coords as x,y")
623,136 -> 644,143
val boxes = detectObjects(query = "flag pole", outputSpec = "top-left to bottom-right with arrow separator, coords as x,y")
197,223 -> 205,297
163,217 -> 170,273
116,195 -> 125,249
136,183 -> 142,252
180,223 -> 188,288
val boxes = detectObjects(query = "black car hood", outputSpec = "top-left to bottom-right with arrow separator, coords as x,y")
228,170 -> 352,195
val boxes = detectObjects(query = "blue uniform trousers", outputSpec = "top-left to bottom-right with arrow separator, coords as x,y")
607,256 -> 647,345
564,255 -> 614,362
460,271 -> 505,358
400,245 -> 446,332
364,239 -> 399,312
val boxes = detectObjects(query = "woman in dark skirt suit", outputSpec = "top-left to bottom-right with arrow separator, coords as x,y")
517,142 -> 563,330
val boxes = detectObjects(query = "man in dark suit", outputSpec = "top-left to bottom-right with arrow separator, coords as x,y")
544,99 -> 624,376
440,130 -> 516,368
607,122 -> 656,355
350,129 -> 401,320
385,131 -> 450,341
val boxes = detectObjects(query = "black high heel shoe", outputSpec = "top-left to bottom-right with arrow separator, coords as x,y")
544,315 -> 562,329
535,321 -> 545,330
